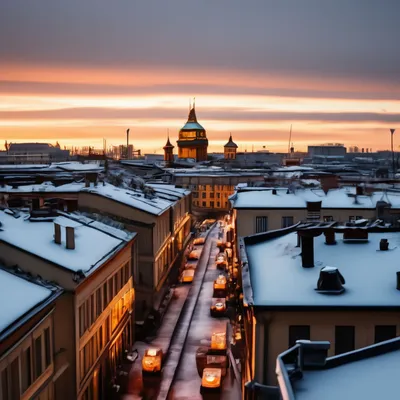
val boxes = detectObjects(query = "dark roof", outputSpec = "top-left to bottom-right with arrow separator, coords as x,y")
9,143 -> 53,151
163,136 -> 174,149
180,106 -> 206,132
224,134 -> 238,148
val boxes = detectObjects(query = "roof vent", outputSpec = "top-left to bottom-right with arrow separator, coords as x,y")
316,267 -> 345,295
380,238 -> 389,251
397,272 -> 400,291
272,189 -> 277,195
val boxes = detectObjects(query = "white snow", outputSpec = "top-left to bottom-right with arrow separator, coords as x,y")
294,348 -> 400,400
232,187 -> 400,209
0,269 -> 53,334
246,231 -> 400,307
83,183 -> 172,215
0,211 -> 126,275
1,181 -> 183,215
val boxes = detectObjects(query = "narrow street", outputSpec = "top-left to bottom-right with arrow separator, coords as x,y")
167,227 -> 241,400
122,222 -> 241,400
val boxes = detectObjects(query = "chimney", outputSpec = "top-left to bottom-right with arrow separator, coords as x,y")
31,198 -> 40,210
380,238 -> 389,251
397,272 -> 400,291
272,189 -> 277,195
324,230 -> 336,245
356,186 -> 363,196
54,223 -> 61,244
66,227 -> 75,250
316,267 -> 345,294
301,235 -> 314,268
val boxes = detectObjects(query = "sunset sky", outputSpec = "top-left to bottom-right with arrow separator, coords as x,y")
1,0 -> 400,154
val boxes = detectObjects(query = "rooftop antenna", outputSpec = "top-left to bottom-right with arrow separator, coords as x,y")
287,124 -> 292,155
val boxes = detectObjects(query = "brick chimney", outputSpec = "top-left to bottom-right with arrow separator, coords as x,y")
54,223 -> 61,244
66,226 -> 75,250
301,235 -> 314,268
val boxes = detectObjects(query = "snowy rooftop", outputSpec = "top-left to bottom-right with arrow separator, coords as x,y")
232,187 -> 400,209
292,342 -> 400,400
0,210 -> 134,275
0,267 -> 60,335
0,162 -> 102,172
1,181 -> 186,215
244,230 -> 400,308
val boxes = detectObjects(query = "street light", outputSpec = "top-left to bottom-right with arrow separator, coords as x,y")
391,129 -> 396,176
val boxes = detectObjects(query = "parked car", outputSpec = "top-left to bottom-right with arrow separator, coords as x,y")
201,368 -> 222,392
181,269 -> 195,283
210,298 -> 226,317
213,275 -> 227,297
142,348 -> 163,374
193,237 -> 205,245
188,249 -> 201,260
184,260 -> 198,270
216,253 -> 227,269
211,331 -> 227,351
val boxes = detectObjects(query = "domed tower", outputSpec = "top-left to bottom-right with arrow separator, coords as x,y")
224,133 -> 238,160
163,135 -> 174,166
177,102 -> 208,162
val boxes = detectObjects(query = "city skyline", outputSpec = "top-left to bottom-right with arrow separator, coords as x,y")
1,0 -> 400,153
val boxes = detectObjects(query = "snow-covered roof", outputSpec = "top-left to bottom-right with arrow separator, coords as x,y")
244,230 -> 400,308
292,341 -> 400,400
0,268 -> 58,335
1,181 -> 187,216
82,183 -> 173,215
0,162 -> 102,173
0,211 -> 133,275
232,187 -> 400,209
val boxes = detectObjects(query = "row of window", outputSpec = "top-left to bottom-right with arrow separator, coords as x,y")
188,185 -> 234,191
1,323 -> 52,400
289,325 -> 397,355
79,262 -> 130,337
192,191 -> 231,199
79,288 -> 132,385
193,201 -> 229,209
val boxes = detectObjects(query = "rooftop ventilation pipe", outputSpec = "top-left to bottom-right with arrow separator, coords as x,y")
316,266 -> 345,294
324,230 -> 336,245
301,235 -> 314,268
66,227 -> 75,250
380,239 -> 389,251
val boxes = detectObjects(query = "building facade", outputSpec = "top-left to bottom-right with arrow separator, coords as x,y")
0,181 -> 192,320
0,210 -> 137,400
240,224 -> 400,390
0,266 -> 63,400
231,187 -> 400,240
176,106 -> 208,162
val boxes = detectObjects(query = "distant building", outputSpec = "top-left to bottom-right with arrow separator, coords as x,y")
177,105 -> 208,162
231,186 -> 400,239
0,265 -> 62,400
308,143 -> 346,157
240,223 -> 400,387
4,142 -> 70,164
171,168 -> 266,214
224,134 -> 238,160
